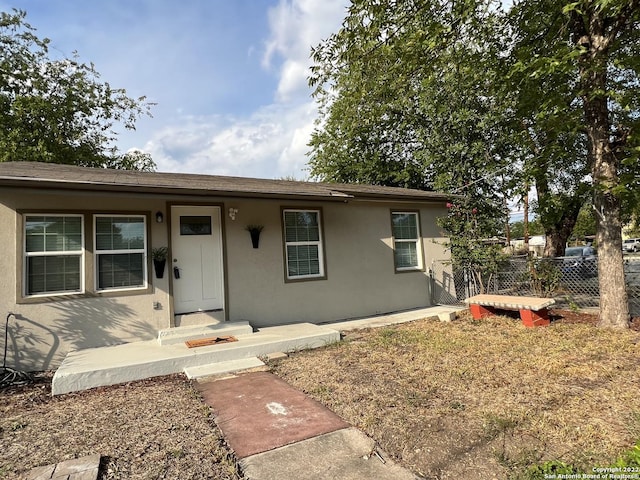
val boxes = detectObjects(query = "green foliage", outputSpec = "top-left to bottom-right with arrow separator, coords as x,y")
307,0 -> 639,324
509,218 -> 545,239
523,460 -> 579,479
483,413 -> 519,439
0,10 -> 154,169
507,0 -> 640,255
309,0 -> 515,283
105,150 -> 156,172
527,258 -> 562,296
278,175 -> 307,182
308,0 -> 518,198
10,420 -> 27,431
614,442 -> 640,467
438,198 -> 508,293
626,214 -> 640,237
308,0 -> 640,263
520,441 -> 640,479
151,247 -> 168,261
565,296 -> 581,312
571,203 -> 597,241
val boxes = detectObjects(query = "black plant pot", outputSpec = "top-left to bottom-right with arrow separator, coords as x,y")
250,230 -> 261,248
154,259 -> 166,278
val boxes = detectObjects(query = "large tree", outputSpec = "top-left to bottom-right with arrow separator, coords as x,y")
0,10 -> 154,169
309,0 -> 516,190
508,0 -> 640,327
309,0 -> 639,327
309,0 -> 517,274
308,0 -> 590,257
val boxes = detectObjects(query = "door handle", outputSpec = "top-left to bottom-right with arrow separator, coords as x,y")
173,266 -> 180,279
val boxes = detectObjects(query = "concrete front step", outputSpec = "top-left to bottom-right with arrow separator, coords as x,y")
184,357 -> 266,379
52,323 -> 340,395
175,310 -> 225,327
158,321 -> 254,346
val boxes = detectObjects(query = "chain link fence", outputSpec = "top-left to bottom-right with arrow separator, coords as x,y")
430,256 -> 640,316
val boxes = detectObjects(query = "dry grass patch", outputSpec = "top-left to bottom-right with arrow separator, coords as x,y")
271,311 -> 640,479
0,374 -> 242,479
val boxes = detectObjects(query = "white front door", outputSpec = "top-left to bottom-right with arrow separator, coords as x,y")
171,206 -> 224,314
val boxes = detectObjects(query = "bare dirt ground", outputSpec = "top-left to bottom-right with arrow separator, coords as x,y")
1,309 -> 639,480
0,374 -> 242,479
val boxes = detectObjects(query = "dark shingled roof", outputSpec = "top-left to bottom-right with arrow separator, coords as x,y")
0,162 -> 450,203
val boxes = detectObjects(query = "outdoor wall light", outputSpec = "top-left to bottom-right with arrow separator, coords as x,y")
228,208 -> 238,221
155,211 -> 164,223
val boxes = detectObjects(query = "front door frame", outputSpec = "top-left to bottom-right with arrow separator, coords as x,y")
167,201 -> 229,327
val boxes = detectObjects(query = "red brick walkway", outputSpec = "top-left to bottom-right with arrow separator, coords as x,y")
197,371 -> 349,458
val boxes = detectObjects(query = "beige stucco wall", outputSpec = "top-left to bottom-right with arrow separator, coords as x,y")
0,187 -> 450,371
0,189 -> 171,370
224,198 -> 450,325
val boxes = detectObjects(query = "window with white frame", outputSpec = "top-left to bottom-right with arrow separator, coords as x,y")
391,211 -> 422,270
94,215 -> 147,291
283,209 -> 325,280
24,215 -> 84,296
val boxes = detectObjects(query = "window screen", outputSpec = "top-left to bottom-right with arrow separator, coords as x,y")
283,210 -> 324,279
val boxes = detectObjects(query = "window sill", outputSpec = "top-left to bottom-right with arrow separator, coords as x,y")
395,266 -> 425,274
284,275 -> 327,284
18,286 -> 152,304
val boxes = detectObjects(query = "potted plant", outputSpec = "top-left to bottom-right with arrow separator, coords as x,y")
152,247 -> 168,278
245,225 -> 264,248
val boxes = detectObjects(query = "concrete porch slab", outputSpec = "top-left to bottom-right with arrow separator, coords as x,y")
326,305 -> 464,331
52,323 -> 340,395
51,306 -> 463,396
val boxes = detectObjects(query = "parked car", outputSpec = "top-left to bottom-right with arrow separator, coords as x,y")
623,238 -> 640,253
560,246 -> 597,278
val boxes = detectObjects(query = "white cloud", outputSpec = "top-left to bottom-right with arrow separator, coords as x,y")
276,60 -> 310,103
145,102 -> 317,179
136,0 -> 348,179
277,105 -> 317,178
264,0 -> 349,102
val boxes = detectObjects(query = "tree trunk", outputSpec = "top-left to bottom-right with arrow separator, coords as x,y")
543,223 -> 574,258
523,188 -> 529,252
533,157 -> 583,258
541,198 -> 582,258
503,193 -> 512,252
590,113 -> 630,328
576,9 -> 629,328
543,231 -> 562,258
594,186 -> 629,327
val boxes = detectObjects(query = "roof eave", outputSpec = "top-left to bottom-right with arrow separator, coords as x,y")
0,177 -> 355,201
349,192 -> 454,203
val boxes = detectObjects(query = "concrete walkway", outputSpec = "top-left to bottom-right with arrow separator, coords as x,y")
30,306 -> 462,478
194,308 -> 465,479
198,372 -> 419,480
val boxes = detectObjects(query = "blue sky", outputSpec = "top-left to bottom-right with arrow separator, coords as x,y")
4,0 -> 349,179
